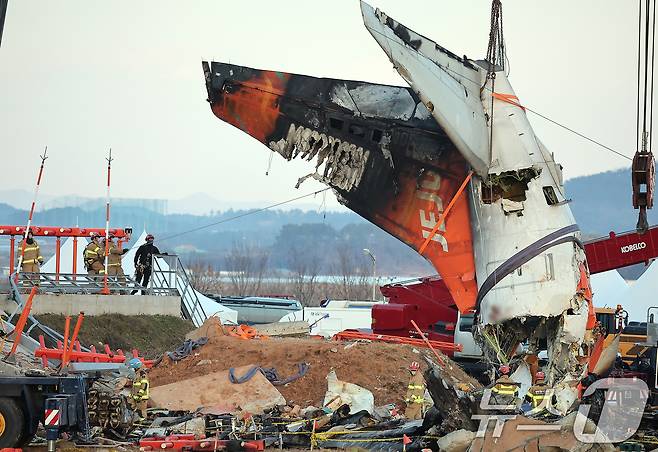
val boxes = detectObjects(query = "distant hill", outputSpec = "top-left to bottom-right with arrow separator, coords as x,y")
0,168 -> 651,274
565,168 -> 653,236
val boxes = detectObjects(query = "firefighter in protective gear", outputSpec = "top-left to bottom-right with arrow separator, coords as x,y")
128,358 -> 149,419
404,361 -> 427,420
131,234 -> 161,295
489,364 -> 521,410
19,231 -> 44,283
524,371 -> 550,416
84,233 -> 104,275
103,234 -> 129,290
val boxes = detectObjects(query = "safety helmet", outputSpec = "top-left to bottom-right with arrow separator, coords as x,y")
409,361 -> 420,372
90,232 -> 100,239
128,358 -> 143,370
499,364 -> 511,375
535,371 -> 545,381
145,234 -> 154,241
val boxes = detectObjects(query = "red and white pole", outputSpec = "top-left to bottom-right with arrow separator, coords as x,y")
16,147 -> 48,281
101,149 -> 113,295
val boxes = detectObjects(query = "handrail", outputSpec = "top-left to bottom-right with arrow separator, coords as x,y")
151,254 -> 208,326
13,272 -> 152,295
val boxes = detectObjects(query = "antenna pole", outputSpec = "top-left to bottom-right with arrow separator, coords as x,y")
16,147 -> 48,281
101,148 -> 113,295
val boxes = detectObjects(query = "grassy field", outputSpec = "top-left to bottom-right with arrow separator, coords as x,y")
36,314 -> 195,359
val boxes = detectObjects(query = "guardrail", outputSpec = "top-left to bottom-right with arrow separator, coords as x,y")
14,272 -> 152,295
6,272 -> 73,348
151,254 -> 207,327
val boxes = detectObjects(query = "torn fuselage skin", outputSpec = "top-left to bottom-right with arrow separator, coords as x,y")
203,61 -> 479,308
361,3 -> 598,399
469,68 -> 595,412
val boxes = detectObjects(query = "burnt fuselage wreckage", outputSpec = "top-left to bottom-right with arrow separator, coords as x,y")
203,2 -> 607,414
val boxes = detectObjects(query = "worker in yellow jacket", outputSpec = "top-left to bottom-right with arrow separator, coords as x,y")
404,361 -> 427,419
128,358 -> 149,419
84,233 -> 104,276
103,234 -> 128,289
524,371 -> 550,416
19,231 -> 43,283
488,364 -> 521,411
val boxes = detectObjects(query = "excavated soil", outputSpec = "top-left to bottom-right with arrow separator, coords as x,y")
148,336 -> 433,407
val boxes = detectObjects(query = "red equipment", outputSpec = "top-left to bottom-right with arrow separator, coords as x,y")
583,225 -> 658,274
5,287 -> 37,357
374,275 -> 457,344
34,335 -> 153,369
409,361 -> 420,372
332,329 -> 462,353
0,224 -> 131,278
139,435 -> 264,451
373,226 -> 658,351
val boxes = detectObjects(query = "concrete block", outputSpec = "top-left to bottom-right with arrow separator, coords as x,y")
26,294 -> 181,317
257,321 -> 310,337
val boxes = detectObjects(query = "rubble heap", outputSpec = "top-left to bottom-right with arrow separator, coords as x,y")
149,335 -> 426,407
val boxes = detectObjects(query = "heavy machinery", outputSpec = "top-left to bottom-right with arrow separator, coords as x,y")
374,225 -> 658,360
0,373 -> 91,448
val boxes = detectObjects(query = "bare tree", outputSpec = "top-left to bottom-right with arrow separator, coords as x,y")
287,245 -> 320,306
188,259 -> 222,294
331,243 -> 372,300
224,241 -> 270,296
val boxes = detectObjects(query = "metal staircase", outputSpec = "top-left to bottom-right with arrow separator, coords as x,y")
150,254 -> 208,327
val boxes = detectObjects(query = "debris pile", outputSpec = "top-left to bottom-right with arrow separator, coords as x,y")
149,334 -> 425,407
1,312 -> 657,451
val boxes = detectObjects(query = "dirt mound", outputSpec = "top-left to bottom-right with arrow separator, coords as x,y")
148,336 -> 430,407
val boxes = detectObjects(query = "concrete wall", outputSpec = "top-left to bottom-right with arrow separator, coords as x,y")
1,294 -> 182,317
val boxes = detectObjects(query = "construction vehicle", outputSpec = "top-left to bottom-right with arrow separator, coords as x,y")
612,307 -> 658,408
0,372 -> 92,448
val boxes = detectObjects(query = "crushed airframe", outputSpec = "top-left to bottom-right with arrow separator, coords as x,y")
202,1 -> 606,414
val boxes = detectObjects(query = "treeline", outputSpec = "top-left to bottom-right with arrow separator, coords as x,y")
186,221 -> 433,277
0,168 -> 648,279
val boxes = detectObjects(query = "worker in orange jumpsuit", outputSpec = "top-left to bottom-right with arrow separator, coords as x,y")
404,361 -> 427,419
84,233 -> 104,276
19,231 -> 44,284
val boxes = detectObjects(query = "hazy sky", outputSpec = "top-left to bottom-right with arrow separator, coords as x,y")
0,1 -> 637,210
